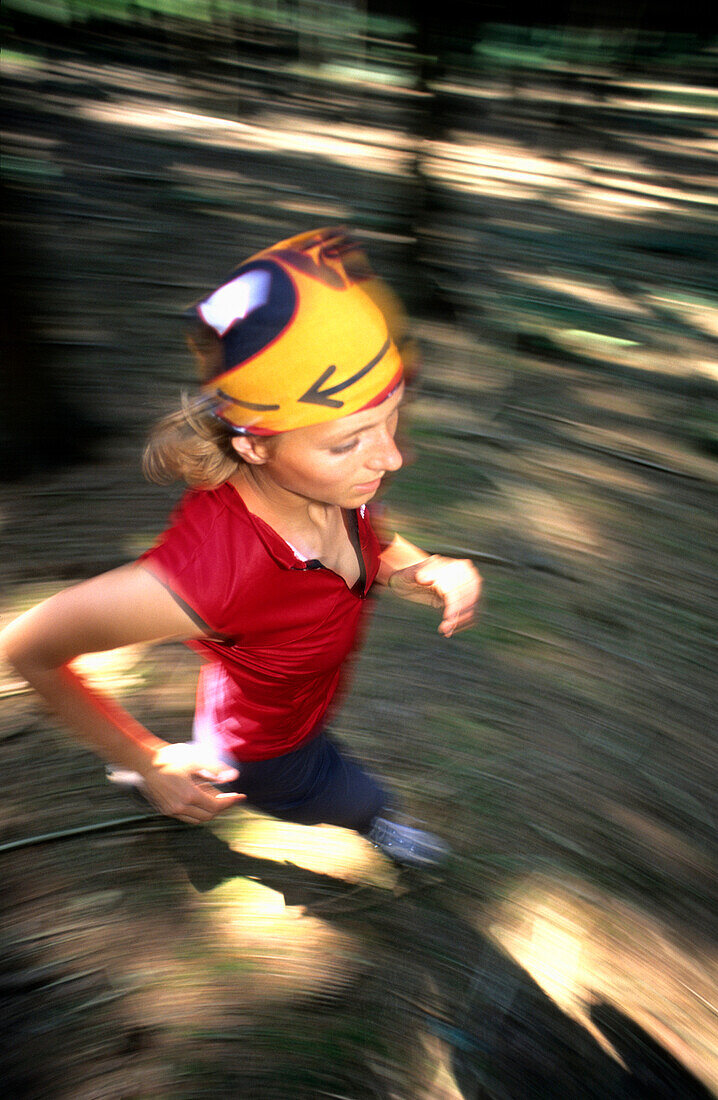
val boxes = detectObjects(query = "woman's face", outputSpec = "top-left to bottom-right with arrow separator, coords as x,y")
249,383 -> 405,509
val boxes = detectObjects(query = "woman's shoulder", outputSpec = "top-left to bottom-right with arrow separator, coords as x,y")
138,483 -> 260,634
171,480 -> 250,527
147,481 -> 254,561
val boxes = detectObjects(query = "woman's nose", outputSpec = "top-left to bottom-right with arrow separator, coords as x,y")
369,429 -> 403,472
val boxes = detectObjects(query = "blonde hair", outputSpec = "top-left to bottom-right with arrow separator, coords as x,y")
143,393 -> 243,488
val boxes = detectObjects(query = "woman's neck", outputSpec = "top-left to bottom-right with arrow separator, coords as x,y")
229,466 -> 361,587
230,466 -> 338,552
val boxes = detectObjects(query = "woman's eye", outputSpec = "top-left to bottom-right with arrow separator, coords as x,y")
330,440 -> 358,454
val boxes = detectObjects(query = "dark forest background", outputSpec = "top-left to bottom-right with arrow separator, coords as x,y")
1,4 -> 717,1098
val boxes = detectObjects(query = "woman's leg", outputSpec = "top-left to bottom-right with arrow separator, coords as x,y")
216,733 -> 388,833
195,726 -> 448,867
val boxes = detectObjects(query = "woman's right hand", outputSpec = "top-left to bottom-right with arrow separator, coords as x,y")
141,743 -> 244,824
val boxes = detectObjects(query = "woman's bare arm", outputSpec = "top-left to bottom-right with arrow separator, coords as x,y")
375,533 -> 433,584
377,534 -> 482,637
0,565 -> 242,822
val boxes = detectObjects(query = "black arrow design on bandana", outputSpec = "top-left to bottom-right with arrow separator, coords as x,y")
217,388 -> 280,411
299,338 -> 391,408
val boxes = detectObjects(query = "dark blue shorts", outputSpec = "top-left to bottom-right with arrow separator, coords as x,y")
215,733 -> 388,834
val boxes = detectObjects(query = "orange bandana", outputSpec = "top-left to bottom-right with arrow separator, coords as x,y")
188,228 -> 407,434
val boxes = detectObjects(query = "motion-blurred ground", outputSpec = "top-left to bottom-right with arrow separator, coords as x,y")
1,13 -> 717,1099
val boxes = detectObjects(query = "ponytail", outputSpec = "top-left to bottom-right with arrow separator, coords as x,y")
143,393 -> 241,489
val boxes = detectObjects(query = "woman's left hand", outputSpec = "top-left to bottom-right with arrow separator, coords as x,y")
388,555 -> 482,637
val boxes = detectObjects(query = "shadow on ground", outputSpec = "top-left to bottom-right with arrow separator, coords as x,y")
161,828 -> 714,1100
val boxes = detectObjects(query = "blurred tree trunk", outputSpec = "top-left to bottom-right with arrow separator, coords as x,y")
1,184 -> 106,480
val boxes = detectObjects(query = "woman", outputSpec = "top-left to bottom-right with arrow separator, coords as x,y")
0,229 -> 481,868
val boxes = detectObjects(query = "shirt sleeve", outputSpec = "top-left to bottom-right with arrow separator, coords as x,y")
139,490 -> 247,637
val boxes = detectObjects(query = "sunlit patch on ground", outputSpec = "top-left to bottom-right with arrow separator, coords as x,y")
214,810 -> 397,888
505,483 -> 603,554
1,586 -> 66,703
423,128 -> 718,220
502,270 -> 653,318
485,874 -> 718,1093
122,532 -> 165,559
420,1028 -> 468,1100
199,875 -> 361,1007
75,100 -> 413,175
573,386 -> 655,420
71,644 -> 147,695
695,359 -> 718,382
1,582 -> 65,621
164,813 -> 399,1008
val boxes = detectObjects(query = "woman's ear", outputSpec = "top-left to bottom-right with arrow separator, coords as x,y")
230,434 -> 272,465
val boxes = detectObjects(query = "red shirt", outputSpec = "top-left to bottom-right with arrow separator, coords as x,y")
140,481 -> 382,761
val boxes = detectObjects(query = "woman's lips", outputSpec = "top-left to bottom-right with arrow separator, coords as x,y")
353,477 -> 382,494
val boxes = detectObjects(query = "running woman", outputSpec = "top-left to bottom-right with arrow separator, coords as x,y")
0,228 -> 481,868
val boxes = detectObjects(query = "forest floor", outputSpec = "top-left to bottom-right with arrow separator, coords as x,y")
1,22 -> 717,1098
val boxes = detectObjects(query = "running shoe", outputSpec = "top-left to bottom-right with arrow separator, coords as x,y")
367,816 -> 450,869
